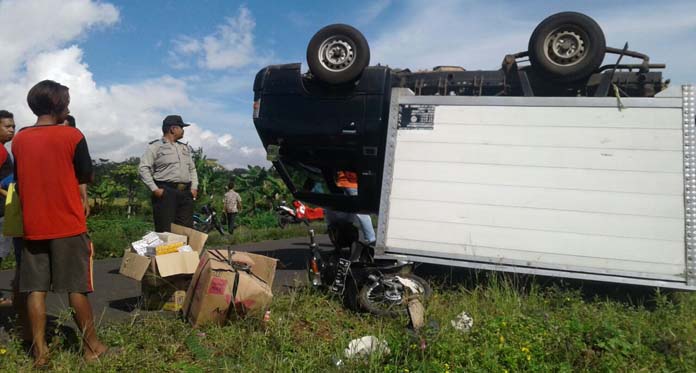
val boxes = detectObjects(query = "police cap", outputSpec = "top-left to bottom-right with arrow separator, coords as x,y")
162,115 -> 191,131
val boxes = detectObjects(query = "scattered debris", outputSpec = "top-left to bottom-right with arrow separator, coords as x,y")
407,298 -> 425,330
344,336 -> 391,359
396,275 -> 425,294
451,311 -> 474,332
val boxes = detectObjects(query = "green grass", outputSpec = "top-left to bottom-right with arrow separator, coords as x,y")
205,222 -> 325,247
2,215 -> 695,370
2,277 -> 695,371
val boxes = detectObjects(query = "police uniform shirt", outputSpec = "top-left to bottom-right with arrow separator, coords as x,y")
138,138 -> 199,192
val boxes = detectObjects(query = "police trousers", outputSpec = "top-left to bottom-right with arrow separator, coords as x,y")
152,182 -> 194,232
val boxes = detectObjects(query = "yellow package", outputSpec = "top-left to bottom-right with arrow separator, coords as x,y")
156,241 -> 184,255
162,290 -> 187,312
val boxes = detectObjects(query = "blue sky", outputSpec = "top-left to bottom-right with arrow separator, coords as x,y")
0,0 -> 693,168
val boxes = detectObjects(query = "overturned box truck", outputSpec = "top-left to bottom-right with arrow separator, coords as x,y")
253,12 -> 696,290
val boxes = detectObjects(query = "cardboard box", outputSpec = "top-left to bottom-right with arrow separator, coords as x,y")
141,274 -> 191,311
182,249 -> 277,327
119,224 -> 208,282
229,270 -> 273,319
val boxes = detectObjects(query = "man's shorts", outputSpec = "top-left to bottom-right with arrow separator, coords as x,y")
19,233 -> 94,293
13,238 -> 23,265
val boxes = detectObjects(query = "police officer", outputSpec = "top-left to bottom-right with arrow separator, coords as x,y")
139,115 -> 199,232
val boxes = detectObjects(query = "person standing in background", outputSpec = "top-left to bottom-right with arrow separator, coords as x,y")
0,110 -> 15,306
335,170 -> 376,245
223,181 -> 242,234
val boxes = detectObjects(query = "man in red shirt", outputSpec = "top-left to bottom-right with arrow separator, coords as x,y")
12,80 -> 108,365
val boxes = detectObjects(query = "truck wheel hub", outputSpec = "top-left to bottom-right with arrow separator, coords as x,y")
318,37 -> 355,72
544,28 -> 586,66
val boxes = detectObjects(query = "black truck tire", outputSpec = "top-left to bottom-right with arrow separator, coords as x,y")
528,12 -> 606,82
307,24 -> 370,85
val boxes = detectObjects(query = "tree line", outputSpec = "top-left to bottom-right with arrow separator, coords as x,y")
88,148 -> 292,218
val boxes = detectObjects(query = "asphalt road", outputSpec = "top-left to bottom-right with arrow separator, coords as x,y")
0,234 -> 336,337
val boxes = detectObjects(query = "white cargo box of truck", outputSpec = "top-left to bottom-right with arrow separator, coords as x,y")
376,86 -> 696,290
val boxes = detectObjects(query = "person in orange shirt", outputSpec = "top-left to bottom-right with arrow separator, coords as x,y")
335,171 -> 376,244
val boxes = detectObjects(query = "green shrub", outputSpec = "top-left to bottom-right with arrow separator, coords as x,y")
237,211 -> 279,229
202,221 -> 324,246
87,217 -> 153,259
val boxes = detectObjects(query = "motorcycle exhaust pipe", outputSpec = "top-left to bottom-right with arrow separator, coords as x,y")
308,229 -> 318,248
308,229 -> 323,286
309,257 -> 322,286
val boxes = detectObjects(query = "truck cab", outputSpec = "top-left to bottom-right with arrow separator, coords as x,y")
253,64 -> 393,213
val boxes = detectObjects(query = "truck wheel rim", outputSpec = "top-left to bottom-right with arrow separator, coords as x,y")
543,26 -> 587,67
318,36 -> 356,72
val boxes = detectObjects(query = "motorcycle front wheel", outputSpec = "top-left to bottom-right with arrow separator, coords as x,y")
193,220 -> 212,233
358,274 -> 432,317
277,215 -> 289,229
213,217 -> 225,235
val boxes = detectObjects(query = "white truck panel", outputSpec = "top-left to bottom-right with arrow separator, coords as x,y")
394,161 -> 683,195
390,180 -> 683,218
395,142 -> 683,172
398,125 -> 683,151
434,105 -> 682,128
388,200 -> 682,242
377,87 -> 696,289
385,237 -> 684,280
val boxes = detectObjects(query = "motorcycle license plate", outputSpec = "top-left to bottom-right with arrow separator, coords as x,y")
330,258 -> 351,295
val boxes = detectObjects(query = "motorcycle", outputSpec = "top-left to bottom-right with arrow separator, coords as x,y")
276,200 -> 324,228
307,225 -> 431,316
193,203 -> 225,235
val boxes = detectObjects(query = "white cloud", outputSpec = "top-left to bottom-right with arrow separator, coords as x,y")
199,71 -> 255,95
172,36 -> 202,55
0,0 -> 118,80
368,0 -> 696,84
369,0 -> 531,71
42,47 -> 265,169
592,2 -> 696,84
182,124 -> 267,169
170,5 -> 267,70
0,1 -> 266,170
356,0 -> 392,26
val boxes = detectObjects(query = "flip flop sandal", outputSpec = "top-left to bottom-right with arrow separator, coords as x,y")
86,346 -> 123,363
32,352 -> 50,369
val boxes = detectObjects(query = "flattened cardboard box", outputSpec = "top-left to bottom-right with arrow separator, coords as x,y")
183,250 -> 277,327
119,224 -> 208,281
